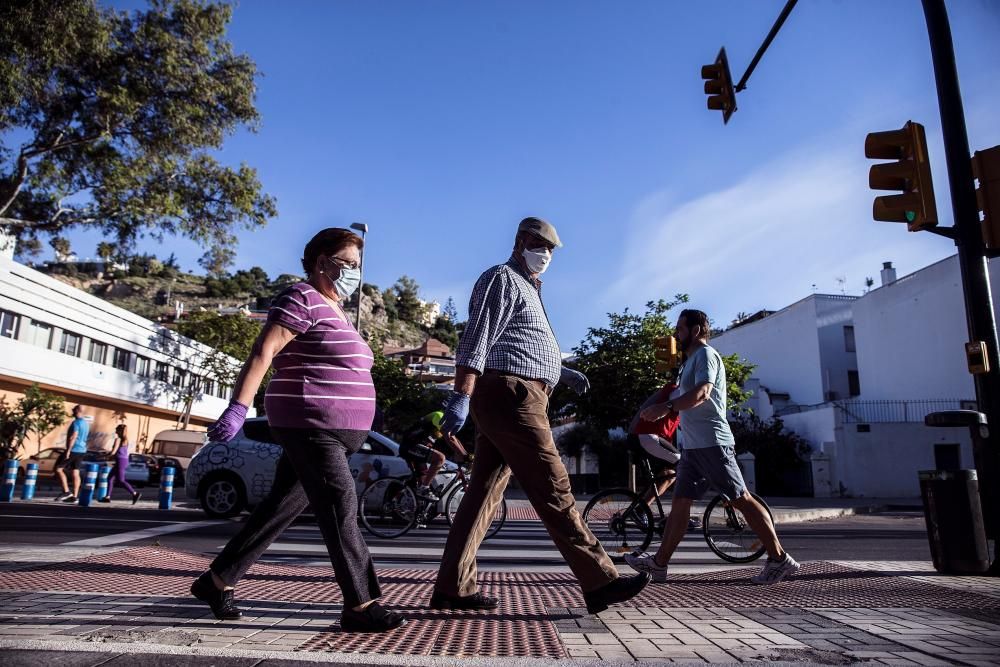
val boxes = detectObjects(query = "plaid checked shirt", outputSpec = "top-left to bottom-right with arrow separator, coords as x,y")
455,256 -> 563,387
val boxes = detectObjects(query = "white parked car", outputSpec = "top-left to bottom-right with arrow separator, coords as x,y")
186,417 -> 455,518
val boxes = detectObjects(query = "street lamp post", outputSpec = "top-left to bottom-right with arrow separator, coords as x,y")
350,222 -> 368,332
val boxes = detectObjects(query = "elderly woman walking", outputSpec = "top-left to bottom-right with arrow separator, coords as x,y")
190,228 -> 404,633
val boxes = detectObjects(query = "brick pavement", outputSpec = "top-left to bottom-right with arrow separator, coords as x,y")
0,547 -> 998,664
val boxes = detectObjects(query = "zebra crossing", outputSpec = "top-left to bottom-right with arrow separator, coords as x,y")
242,519 -> 744,574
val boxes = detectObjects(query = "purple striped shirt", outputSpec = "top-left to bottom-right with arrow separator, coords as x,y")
264,283 -> 376,430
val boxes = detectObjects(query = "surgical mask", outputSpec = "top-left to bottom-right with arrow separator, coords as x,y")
522,247 -> 552,274
323,261 -> 361,299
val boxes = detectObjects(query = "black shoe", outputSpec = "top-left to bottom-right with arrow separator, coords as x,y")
98,496 -> 111,503
132,491 -> 142,505
340,602 -> 405,633
62,495 -> 78,504
55,492 -> 71,502
583,573 -> 652,615
429,590 -> 500,611
190,571 -> 242,620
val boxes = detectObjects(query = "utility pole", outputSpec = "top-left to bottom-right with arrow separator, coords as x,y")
921,0 -> 1000,553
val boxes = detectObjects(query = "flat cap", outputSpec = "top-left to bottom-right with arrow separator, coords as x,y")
517,217 -> 562,248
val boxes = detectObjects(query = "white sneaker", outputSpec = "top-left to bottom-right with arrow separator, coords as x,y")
624,552 -> 669,583
751,553 -> 801,584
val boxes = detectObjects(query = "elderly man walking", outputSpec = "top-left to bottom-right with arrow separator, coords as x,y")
431,217 -> 650,615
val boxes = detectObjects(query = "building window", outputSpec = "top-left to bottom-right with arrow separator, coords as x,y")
59,331 -> 83,357
88,340 -> 108,364
136,356 -> 151,378
202,378 -> 214,396
112,348 -> 132,371
848,370 -> 861,397
0,311 -> 20,339
189,375 -> 202,393
843,325 -> 856,353
172,367 -> 185,387
27,319 -> 53,349
218,383 -> 230,399
155,361 -> 170,382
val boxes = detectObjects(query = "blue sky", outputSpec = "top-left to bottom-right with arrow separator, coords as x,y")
64,1 -> 1000,350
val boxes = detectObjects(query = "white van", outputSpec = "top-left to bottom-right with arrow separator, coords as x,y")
148,429 -> 207,487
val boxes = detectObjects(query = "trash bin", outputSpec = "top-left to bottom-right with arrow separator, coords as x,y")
925,410 -> 996,538
918,469 -> 990,574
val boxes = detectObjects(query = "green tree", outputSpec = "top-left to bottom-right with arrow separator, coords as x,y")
0,0 -> 277,258
391,276 -> 424,324
198,246 -> 236,279
442,297 -> 458,322
368,338 -> 441,438
730,414 -> 813,495
174,311 -> 262,415
426,315 -> 459,352
569,297 -> 755,434
49,235 -> 71,260
96,241 -> 116,263
0,384 -> 66,460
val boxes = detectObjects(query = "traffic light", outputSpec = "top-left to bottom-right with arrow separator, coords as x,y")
865,121 -> 938,231
972,145 -> 1000,250
701,47 -> 736,124
653,336 -> 682,375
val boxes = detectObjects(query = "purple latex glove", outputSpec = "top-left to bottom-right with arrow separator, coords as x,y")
207,400 -> 249,443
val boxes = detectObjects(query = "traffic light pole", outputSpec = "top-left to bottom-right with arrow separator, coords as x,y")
922,0 -> 1000,567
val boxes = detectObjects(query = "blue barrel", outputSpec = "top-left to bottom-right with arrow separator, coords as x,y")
97,464 -> 112,501
78,462 -> 99,507
1,460 -> 17,502
159,466 -> 175,509
21,463 -> 38,501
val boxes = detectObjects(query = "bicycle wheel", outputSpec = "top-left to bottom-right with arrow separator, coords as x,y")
359,477 -> 418,539
583,489 -> 654,556
443,484 -> 507,540
702,492 -> 772,563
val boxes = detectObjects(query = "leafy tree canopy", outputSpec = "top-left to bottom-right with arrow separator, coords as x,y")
567,297 -> 755,434
0,0 -> 276,261
0,384 -> 67,460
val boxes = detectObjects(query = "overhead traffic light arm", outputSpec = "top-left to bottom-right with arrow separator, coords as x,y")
733,0 -> 800,92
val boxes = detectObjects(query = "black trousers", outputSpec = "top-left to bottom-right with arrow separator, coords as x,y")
210,427 -> 381,608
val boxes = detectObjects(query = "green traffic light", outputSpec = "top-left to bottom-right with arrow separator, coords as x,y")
906,211 -> 916,222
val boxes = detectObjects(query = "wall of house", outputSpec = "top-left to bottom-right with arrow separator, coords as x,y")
852,255 -> 999,402
713,296 -> 830,406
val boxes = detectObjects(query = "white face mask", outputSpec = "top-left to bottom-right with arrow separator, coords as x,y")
522,247 -> 552,274
321,259 -> 361,299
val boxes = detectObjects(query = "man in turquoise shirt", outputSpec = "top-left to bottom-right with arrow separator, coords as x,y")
55,405 -> 90,503
626,309 -> 800,585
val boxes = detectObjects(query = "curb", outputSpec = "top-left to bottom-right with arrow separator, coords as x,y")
0,638 -> 651,667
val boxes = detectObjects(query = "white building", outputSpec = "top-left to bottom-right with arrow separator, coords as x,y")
712,256 -> 998,497
0,248 -> 244,456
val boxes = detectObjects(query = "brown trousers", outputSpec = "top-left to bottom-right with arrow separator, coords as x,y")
435,372 -> 619,596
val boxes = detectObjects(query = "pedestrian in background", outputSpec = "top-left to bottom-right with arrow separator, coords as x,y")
191,227 -> 404,633
54,405 -> 89,503
626,309 -> 800,584
432,217 -> 651,615
99,424 -> 141,505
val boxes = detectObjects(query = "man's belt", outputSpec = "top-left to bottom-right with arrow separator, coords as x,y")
483,369 -> 553,396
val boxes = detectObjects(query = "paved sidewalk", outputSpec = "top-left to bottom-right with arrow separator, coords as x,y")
0,545 -> 998,665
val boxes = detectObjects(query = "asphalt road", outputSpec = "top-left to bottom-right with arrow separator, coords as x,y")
0,499 -> 933,573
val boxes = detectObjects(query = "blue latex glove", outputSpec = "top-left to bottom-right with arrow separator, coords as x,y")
207,400 -> 249,443
441,391 -> 471,434
560,367 -> 591,395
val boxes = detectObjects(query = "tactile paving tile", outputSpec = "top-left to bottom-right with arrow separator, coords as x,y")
505,505 -> 540,521
2,547 -> 999,658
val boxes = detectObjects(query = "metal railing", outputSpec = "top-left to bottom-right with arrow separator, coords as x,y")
776,399 -> 974,423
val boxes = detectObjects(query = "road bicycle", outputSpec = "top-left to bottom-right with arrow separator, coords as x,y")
582,453 -> 773,563
359,460 -> 507,540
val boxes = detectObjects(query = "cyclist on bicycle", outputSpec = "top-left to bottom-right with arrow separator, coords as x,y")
399,410 -> 470,501
628,382 -> 700,531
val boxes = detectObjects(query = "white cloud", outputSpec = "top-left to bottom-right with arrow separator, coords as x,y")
604,134 -> 956,326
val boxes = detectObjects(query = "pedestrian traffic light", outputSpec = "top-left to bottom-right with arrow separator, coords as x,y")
701,47 -> 736,124
653,336 -> 681,374
865,121 -> 938,231
972,145 -> 1000,250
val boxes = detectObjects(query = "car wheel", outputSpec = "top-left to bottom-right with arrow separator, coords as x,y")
198,473 -> 246,518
